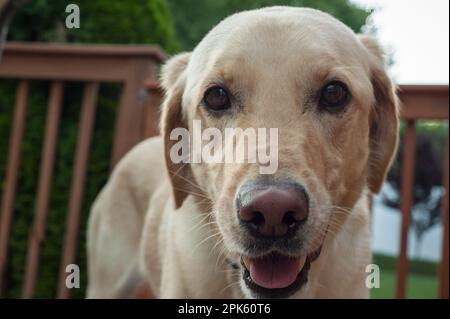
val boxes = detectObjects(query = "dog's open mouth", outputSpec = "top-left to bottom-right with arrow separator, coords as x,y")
240,248 -> 321,298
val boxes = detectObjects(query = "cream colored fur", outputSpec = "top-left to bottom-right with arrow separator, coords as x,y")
86,6 -> 399,299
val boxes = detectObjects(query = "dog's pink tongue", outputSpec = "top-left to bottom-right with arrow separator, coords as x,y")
249,255 -> 301,289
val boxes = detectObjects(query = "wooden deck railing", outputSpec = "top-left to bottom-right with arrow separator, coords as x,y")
0,42 -> 165,298
0,42 -> 448,299
395,85 -> 449,299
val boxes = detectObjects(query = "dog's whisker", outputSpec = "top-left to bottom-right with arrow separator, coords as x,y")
188,213 -> 214,232
172,187 -> 210,200
190,218 -> 220,234
219,279 -> 241,296
213,239 -> 228,269
190,231 -> 222,256
167,167 -> 208,194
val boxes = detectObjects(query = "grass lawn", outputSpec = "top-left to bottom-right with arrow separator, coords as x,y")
370,270 -> 438,298
370,254 -> 439,299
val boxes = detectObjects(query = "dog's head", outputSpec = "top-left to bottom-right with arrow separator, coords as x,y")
160,7 -> 399,298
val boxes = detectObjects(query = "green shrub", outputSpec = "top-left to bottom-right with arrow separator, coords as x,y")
9,0 -> 178,51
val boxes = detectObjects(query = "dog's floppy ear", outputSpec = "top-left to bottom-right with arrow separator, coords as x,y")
160,52 -> 193,208
359,35 -> 400,194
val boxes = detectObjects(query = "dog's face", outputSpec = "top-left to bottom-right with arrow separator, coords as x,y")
161,7 -> 398,298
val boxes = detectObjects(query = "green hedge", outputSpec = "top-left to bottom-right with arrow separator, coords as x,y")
8,0 -> 178,50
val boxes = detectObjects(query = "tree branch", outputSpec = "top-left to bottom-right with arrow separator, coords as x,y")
0,0 -> 29,58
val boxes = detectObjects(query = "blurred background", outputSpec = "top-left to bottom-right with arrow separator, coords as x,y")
0,0 -> 448,299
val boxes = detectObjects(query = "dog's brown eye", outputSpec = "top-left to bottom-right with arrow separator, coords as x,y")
319,81 -> 350,112
203,86 -> 231,111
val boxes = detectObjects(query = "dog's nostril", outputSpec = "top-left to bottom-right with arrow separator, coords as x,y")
282,211 -> 298,227
249,211 -> 265,226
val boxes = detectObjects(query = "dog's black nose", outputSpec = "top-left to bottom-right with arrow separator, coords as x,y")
237,181 -> 309,239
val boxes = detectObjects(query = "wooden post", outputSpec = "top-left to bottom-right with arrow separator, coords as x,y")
22,81 -> 63,298
57,82 -> 99,299
111,60 -> 156,167
439,130 -> 449,299
396,120 -> 417,299
0,80 -> 28,297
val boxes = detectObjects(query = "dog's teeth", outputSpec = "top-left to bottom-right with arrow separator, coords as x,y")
298,256 -> 307,271
242,256 -> 251,269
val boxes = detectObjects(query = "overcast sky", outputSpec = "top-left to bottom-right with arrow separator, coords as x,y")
351,0 -> 449,85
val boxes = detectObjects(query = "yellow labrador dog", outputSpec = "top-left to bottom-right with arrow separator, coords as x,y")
87,6 -> 399,298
